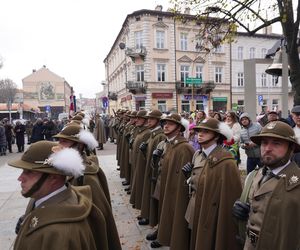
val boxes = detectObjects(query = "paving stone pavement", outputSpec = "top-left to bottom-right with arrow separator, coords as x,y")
0,142 -> 246,250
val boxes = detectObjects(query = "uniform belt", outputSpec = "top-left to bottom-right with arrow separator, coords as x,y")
247,228 -> 259,245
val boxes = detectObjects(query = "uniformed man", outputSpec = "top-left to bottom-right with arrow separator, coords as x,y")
152,113 -> 194,249
139,110 -> 166,226
189,118 -> 242,250
241,121 -> 300,249
9,141 -> 109,250
94,113 -> 106,150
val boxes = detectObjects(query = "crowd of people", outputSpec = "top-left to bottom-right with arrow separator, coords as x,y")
112,107 -> 300,249
5,106 -> 300,249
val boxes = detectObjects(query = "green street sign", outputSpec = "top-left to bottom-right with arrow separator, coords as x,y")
185,77 -> 203,85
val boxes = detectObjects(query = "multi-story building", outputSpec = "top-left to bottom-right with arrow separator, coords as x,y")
22,65 -> 72,119
104,6 -> 289,114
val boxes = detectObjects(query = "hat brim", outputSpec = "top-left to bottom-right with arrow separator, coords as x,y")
251,134 -> 300,153
161,118 -> 185,132
52,134 -> 80,143
8,159 -> 65,176
193,126 -> 226,140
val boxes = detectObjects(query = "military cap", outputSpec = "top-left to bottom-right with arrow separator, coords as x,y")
71,115 -> 83,121
161,113 -> 186,132
267,110 -> 278,115
74,111 -> 85,118
69,120 -> 82,126
8,141 -> 85,177
291,105 -> 300,113
136,110 -> 148,118
125,110 -> 132,117
251,121 -> 300,152
194,118 -> 233,141
145,110 -> 162,119
128,111 -> 138,118
53,124 -> 98,150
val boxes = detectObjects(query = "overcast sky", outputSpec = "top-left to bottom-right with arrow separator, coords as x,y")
0,0 -> 170,98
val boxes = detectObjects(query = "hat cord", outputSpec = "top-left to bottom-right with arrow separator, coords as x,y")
22,173 -> 49,198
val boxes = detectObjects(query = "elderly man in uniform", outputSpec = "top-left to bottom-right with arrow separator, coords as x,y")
186,118 -> 242,250
237,121 -> 300,249
9,140 -> 109,250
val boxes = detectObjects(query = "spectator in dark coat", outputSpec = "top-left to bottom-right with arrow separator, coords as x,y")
30,118 -> 44,143
3,118 -> 14,153
14,121 -> 25,152
42,119 -> 57,141
0,122 -> 6,156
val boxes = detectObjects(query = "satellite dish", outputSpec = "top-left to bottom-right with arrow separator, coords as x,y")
119,42 -> 126,50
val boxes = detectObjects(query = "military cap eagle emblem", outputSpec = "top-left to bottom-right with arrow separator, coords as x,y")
289,175 -> 299,185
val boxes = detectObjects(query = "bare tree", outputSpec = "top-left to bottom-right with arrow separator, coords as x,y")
171,0 -> 300,105
0,78 -> 17,103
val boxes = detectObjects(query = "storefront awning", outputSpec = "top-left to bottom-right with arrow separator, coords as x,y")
213,97 -> 227,102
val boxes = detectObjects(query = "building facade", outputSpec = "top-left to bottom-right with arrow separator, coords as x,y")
22,66 -> 72,119
104,6 -> 290,114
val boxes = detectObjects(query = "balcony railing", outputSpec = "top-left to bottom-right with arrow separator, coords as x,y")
176,81 -> 215,94
126,81 -> 147,94
125,46 -> 147,62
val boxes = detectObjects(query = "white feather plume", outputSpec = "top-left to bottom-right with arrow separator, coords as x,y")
82,118 -> 90,128
181,117 -> 189,131
48,148 -> 85,178
218,122 -> 233,141
78,129 -> 98,150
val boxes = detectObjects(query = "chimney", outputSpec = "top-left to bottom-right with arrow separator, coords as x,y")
184,7 -> 190,15
155,5 -> 163,11
32,69 -> 36,73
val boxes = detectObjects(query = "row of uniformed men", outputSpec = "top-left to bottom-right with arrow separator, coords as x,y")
9,112 -> 122,250
114,108 -> 300,250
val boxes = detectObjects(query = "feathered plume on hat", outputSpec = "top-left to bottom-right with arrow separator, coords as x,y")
47,147 -> 85,178
181,117 -> 190,132
78,129 -> 98,150
218,121 -> 233,141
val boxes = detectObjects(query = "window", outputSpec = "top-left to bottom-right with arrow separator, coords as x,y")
181,100 -> 190,112
261,73 -> 267,87
158,100 -> 167,112
135,31 -> 143,49
195,65 -> 203,80
180,65 -> 190,86
180,33 -> 188,51
249,47 -> 255,59
272,99 -> 279,111
196,100 -> 204,111
271,75 -> 278,86
237,100 -> 244,112
237,72 -> 244,87
156,30 -> 165,49
237,46 -> 243,60
136,65 -> 144,82
157,64 -> 166,82
261,48 -> 267,58
215,67 -> 223,83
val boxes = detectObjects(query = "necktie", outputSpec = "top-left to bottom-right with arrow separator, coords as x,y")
260,167 -> 279,185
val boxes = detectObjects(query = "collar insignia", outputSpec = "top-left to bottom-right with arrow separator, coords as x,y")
30,216 -> 39,228
289,175 -> 299,185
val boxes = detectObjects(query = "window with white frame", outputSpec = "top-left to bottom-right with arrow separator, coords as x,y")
157,100 -> 167,112
261,73 -> 267,87
249,47 -> 255,59
180,65 -> 190,85
136,65 -> 144,82
271,75 -> 278,86
237,72 -> 244,87
157,64 -> 166,82
135,31 -> 143,49
195,65 -> 203,80
215,66 -> 223,83
180,33 -> 188,51
272,99 -> 279,111
156,30 -> 165,49
261,48 -> 267,58
195,35 -> 204,51
181,100 -> 190,112
237,46 -> 243,60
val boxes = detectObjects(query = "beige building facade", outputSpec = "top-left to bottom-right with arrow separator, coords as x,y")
104,6 -> 290,115
22,66 -> 72,118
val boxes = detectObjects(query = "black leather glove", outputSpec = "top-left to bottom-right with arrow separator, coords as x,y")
15,215 -> 25,234
182,162 -> 194,178
139,142 -> 148,153
152,148 -> 163,167
232,200 -> 250,221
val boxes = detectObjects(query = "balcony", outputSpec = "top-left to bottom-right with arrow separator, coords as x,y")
125,46 -> 147,62
108,92 -> 118,101
176,81 -> 215,94
126,81 -> 147,94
